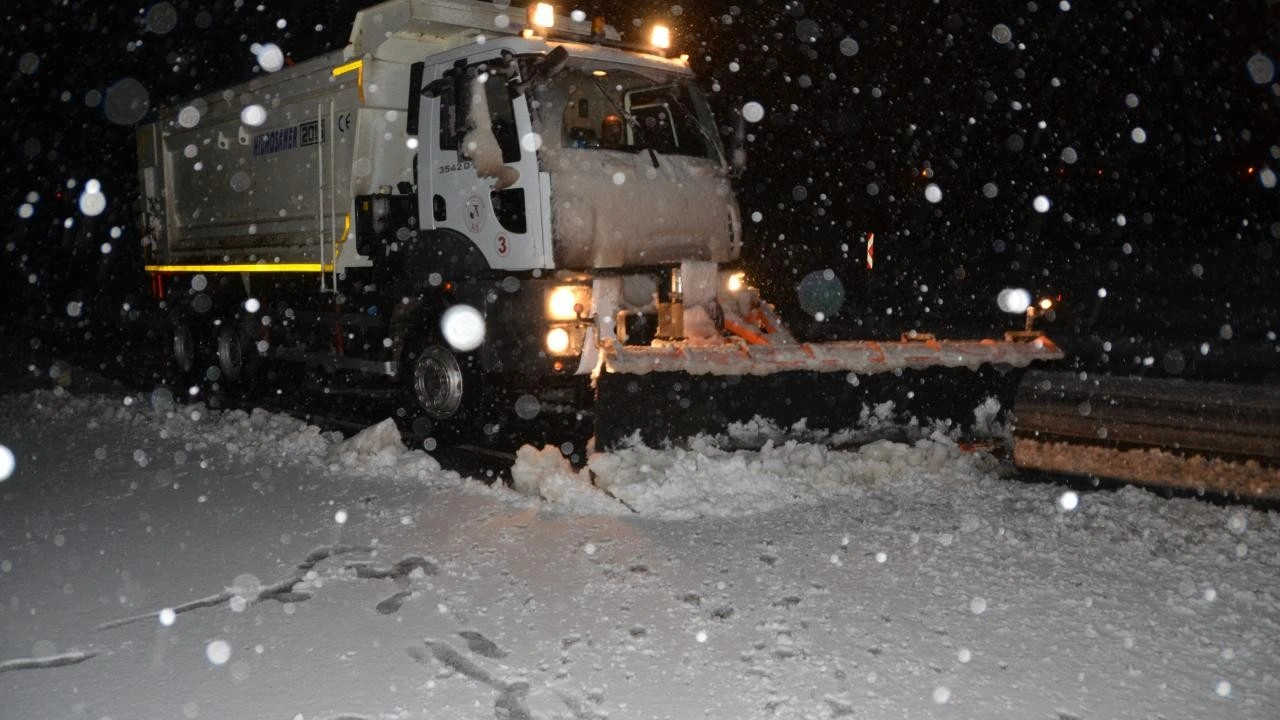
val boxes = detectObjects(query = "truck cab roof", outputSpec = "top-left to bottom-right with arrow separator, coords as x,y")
346,0 -> 622,63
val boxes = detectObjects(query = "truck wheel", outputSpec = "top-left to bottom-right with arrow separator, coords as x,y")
216,318 -> 269,395
171,322 -> 196,375
410,343 -> 468,419
216,324 -> 246,382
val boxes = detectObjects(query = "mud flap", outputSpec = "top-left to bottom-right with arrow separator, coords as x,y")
594,364 -> 1027,450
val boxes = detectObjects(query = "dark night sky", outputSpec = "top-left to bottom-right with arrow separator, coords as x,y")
3,0 -> 1279,379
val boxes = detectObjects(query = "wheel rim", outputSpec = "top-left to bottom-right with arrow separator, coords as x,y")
413,345 -> 464,419
217,326 -> 243,381
172,324 -> 194,373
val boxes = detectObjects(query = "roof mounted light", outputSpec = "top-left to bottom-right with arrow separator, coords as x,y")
650,24 -> 671,49
528,3 -> 555,30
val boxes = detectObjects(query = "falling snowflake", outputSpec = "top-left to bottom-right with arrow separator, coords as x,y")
205,640 -> 232,665
1057,491 -> 1079,511
241,104 -> 267,127
253,43 -> 285,72
0,445 -> 14,481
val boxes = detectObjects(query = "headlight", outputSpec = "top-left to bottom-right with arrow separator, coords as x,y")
547,285 -> 590,321
1037,297 -> 1053,311
725,271 -> 746,294
545,327 -> 571,354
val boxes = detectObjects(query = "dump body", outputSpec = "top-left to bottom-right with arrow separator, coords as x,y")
138,50 -> 365,269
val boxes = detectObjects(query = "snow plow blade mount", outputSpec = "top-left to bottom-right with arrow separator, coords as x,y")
595,335 -> 1062,449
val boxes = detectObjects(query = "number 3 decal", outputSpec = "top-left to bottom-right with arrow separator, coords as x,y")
496,234 -> 509,256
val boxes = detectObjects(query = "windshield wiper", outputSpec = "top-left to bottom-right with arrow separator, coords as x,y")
664,89 -> 727,169
591,76 -> 660,169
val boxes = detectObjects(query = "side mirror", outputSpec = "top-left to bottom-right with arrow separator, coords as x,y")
510,46 -> 568,98
530,46 -> 569,82
422,77 -> 450,98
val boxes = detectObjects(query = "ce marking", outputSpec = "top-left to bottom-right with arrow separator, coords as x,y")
336,112 -> 353,133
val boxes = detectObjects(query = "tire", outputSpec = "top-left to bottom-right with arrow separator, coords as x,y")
405,340 -> 482,442
216,317 -> 267,396
411,343 -> 467,419
160,317 -> 206,388
171,321 -> 196,375
216,324 -> 246,382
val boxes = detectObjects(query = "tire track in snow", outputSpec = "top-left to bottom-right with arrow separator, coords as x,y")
95,543 -> 374,631
346,553 -> 438,614
375,590 -> 413,615
458,629 -> 508,659
0,650 -> 99,674
409,639 -> 537,720
408,634 -> 605,720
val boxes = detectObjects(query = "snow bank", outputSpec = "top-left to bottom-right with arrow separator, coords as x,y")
509,432 -> 1000,519
6,388 -> 454,486
326,417 -> 440,476
507,398 -> 1011,519
6,387 -> 1012,522
510,445 -> 632,516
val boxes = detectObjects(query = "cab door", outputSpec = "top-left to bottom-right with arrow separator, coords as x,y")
421,54 -> 547,272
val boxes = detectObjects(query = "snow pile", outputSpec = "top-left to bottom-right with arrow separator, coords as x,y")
327,417 -> 439,475
512,432 -> 998,519
718,397 -> 1006,451
510,445 -> 630,516
6,388 -> 451,485
970,396 -> 1009,439
508,396 -> 1012,520
15,388 -> 1001,522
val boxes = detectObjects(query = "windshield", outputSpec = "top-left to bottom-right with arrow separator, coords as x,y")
536,61 -> 724,164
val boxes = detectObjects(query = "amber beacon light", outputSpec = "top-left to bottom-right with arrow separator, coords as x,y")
650,24 -> 671,49
528,3 -> 555,30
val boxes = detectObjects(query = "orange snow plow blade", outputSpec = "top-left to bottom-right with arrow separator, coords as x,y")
594,334 -> 1063,450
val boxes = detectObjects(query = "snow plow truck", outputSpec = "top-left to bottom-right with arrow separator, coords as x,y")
135,0 -> 1062,453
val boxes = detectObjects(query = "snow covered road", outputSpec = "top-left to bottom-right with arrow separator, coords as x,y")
1,388 -> 1277,719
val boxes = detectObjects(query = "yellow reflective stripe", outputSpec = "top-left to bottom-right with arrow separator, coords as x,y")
146,264 -> 335,273
332,59 -> 362,76
147,214 -> 352,276
336,213 -> 351,256
332,59 -> 364,103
